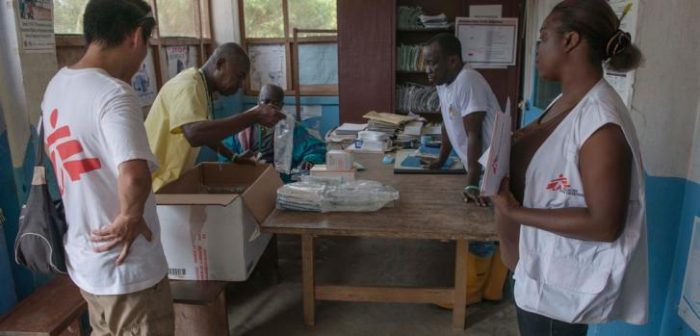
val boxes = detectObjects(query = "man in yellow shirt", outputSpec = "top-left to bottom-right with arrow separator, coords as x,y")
145,43 -> 284,191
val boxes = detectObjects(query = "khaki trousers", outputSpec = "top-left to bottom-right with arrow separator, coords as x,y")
80,277 -> 174,336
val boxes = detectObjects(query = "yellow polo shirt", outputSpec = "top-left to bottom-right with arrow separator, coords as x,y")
145,68 -> 209,191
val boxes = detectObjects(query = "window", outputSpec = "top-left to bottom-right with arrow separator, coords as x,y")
53,0 -> 213,104
533,74 -> 561,111
53,0 -> 89,35
241,0 -> 337,95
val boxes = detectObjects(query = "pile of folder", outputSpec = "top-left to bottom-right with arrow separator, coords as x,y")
397,83 -> 440,114
397,44 -> 425,72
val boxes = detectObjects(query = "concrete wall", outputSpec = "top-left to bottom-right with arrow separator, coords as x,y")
628,0 -> 700,179
588,0 -> 700,335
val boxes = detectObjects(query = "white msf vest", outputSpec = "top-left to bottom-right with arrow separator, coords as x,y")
513,79 -> 648,325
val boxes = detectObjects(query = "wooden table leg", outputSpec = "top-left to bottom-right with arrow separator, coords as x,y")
302,234 -> 315,326
452,238 -> 467,329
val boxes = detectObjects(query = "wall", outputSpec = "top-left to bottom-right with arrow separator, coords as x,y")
0,0 -> 60,317
587,0 -> 700,335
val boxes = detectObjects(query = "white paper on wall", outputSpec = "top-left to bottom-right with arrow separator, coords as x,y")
456,18 -> 518,69
604,0 -> 638,106
248,44 -> 287,91
131,49 -> 158,107
17,0 -> 55,53
679,217 -> 700,334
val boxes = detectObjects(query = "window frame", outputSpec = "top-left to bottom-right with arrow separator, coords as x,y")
53,0 -> 214,91
238,0 -> 338,96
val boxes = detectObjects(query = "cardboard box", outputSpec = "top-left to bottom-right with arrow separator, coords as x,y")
155,163 -> 283,281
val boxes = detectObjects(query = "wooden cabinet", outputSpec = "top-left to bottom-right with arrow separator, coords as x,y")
337,0 -> 395,123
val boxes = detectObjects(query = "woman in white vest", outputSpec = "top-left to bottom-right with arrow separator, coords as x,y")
490,0 -> 647,335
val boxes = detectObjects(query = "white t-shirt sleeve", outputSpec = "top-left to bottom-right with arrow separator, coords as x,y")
99,88 -> 158,170
457,70 -> 492,117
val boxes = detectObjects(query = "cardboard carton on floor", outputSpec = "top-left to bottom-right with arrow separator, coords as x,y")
155,163 -> 283,281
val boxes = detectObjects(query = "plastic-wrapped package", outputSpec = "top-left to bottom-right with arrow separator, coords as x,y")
277,179 -> 399,213
274,112 -> 295,174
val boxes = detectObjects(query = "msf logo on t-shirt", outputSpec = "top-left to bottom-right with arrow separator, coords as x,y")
46,109 -> 102,194
546,174 -> 584,197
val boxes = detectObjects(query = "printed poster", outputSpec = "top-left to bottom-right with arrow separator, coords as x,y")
679,217 -> 700,334
248,44 -> 287,91
166,46 -> 196,80
17,0 -> 55,53
131,49 -> 158,107
456,17 -> 518,68
604,0 -> 638,106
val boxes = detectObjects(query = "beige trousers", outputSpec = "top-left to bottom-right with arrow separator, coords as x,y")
80,277 -> 174,336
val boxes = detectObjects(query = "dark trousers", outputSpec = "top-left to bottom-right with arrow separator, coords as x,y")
515,305 -> 588,336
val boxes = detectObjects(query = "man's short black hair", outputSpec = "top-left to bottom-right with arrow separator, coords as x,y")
425,33 -> 463,61
83,0 -> 155,48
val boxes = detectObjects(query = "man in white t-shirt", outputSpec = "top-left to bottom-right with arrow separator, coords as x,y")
422,33 -> 500,206
40,0 -> 172,334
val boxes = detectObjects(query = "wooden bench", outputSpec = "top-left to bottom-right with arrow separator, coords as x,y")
0,276 -> 87,336
170,280 -> 229,336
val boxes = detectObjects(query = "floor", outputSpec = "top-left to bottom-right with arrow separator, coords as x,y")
225,235 -> 519,336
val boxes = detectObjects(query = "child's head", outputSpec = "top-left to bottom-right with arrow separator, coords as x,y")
258,84 -> 284,108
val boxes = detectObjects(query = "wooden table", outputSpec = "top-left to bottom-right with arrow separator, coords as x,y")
261,153 -> 497,329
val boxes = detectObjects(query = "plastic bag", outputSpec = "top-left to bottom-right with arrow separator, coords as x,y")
274,112 -> 295,174
276,179 -> 399,213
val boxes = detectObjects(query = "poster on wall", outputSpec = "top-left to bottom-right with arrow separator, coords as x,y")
679,217 -> 700,334
456,17 -> 518,69
166,46 -> 196,80
248,44 -> 287,91
17,0 -> 55,53
604,0 -> 638,106
131,49 -> 158,107
299,43 -> 338,86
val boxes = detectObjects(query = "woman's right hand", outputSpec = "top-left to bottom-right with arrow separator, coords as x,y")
490,177 -> 520,216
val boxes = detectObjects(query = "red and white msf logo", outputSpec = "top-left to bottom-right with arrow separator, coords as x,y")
545,174 -> 583,196
546,174 -> 570,191
46,109 -> 102,194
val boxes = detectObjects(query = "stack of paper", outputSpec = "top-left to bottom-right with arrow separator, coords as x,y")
419,13 -> 450,29
336,123 -> 367,136
422,123 -> 442,135
479,99 -> 512,197
402,121 -> 424,136
367,120 -> 400,136
363,111 -> 417,126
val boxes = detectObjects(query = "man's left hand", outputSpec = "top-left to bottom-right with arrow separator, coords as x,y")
463,187 -> 489,207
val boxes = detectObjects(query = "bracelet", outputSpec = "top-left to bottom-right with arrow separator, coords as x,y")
464,185 -> 480,193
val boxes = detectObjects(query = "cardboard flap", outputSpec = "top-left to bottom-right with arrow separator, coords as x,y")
241,165 -> 283,223
155,193 -> 239,205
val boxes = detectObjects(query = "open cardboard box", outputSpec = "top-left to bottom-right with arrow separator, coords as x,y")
155,163 -> 283,281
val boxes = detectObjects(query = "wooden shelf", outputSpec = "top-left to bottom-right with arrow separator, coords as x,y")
397,27 -> 453,33
396,109 -> 440,115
